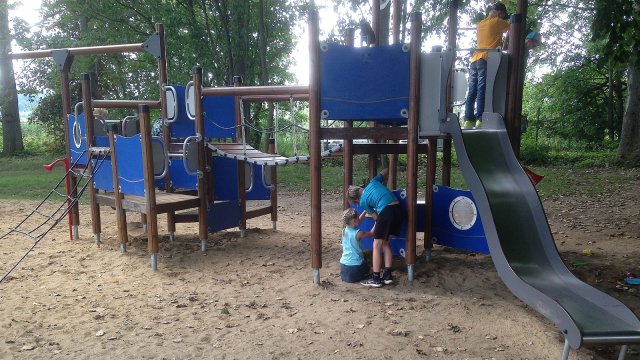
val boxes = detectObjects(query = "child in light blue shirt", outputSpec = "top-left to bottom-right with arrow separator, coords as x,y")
340,208 -> 375,283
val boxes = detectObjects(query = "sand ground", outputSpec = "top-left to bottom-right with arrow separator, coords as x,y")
0,175 -> 638,359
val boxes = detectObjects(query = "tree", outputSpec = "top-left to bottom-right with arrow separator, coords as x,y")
0,0 -> 24,155
14,0 -> 303,152
592,0 -> 640,163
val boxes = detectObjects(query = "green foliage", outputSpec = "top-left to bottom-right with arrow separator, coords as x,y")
523,59 -> 615,147
0,120 -> 62,156
11,0 -> 306,152
592,0 -> 640,67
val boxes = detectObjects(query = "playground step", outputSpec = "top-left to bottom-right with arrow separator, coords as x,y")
89,147 -> 111,156
95,191 -> 200,214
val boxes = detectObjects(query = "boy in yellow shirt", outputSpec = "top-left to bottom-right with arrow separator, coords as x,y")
463,3 -> 510,129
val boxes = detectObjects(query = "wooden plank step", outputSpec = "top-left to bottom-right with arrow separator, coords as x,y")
95,191 -> 200,214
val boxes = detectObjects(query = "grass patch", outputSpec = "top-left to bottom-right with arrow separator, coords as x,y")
533,166 -> 639,197
0,155 -> 68,200
2,155 -> 637,201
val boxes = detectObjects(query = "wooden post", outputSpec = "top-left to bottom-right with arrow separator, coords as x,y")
193,67 -> 209,244
442,0 -> 459,187
155,23 -> 177,239
268,139 -> 278,225
81,73 -> 102,242
59,62 -> 81,238
368,0 -> 382,181
506,12 -> 525,157
388,0 -> 403,190
309,10 -> 323,280
106,123 -> 128,248
138,105 -> 160,257
233,76 -> 247,235
406,12 -> 422,272
342,28 -> 355,210
424,136 -> 437,253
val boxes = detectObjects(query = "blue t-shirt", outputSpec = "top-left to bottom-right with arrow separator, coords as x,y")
340,226 -> 364,266
360,173 -> 396,215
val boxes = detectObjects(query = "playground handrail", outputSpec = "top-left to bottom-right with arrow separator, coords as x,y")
9,43 -> 146,60
201,85 -> 308,97
92,99 -> 161,109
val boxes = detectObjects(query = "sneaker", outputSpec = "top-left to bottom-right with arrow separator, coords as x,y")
475,120 -> 482,128
382,273 -> 393,285
361,277 -> 383,288
461,120 -> 475,129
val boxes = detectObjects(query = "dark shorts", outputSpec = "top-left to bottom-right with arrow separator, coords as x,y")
340,261 -> 370,283
374,203 -> 403,240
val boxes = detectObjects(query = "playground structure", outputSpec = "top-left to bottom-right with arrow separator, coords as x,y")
304,3 -> 640,360
3,1 -> 639,358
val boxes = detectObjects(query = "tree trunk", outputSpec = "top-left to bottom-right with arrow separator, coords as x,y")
0,0 -> 24,155
607,63 -> 614,140
258,0 -> 274,152
617,55 -> 640,163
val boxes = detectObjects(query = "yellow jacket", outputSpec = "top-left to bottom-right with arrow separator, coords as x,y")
470,16 -> 510,63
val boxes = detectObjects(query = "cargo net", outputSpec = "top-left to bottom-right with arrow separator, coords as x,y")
0,150 -> 109,283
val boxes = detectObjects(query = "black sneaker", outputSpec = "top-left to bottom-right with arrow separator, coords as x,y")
382,272 -> 393,285
361,277 -> 383,288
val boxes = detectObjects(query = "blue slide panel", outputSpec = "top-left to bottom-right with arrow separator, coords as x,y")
320,43 -> 410,122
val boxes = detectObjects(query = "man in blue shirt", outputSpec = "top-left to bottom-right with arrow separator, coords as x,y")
347,168 -> 404,287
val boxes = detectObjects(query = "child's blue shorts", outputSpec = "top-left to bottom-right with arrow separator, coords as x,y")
340,261 -> 370,283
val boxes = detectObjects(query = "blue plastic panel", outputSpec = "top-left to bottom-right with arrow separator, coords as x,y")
93,160 -> 114,192
203,96 -> 236,139
114,134 -> 145,196
320,43 -> 410,122
170,85 -> 236,140
213,157 -> 271,201
68,114 -> 88,166
155,159 -> 198,190
431,185 -> 489,254
208,200 -> 241,232
247,164 -> 271,200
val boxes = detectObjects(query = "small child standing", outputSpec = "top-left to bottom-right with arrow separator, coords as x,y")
340,208 -> 375,283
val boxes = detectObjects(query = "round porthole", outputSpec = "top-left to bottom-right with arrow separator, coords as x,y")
73,120 -> 83,148
448,196 -> 477,230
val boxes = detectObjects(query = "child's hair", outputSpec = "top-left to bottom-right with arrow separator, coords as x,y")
342,207 -> 359,227
346,185 -> 361,203
93,108 -> 108,119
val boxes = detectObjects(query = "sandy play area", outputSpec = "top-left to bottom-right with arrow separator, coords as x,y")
0,173 -> 639,359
